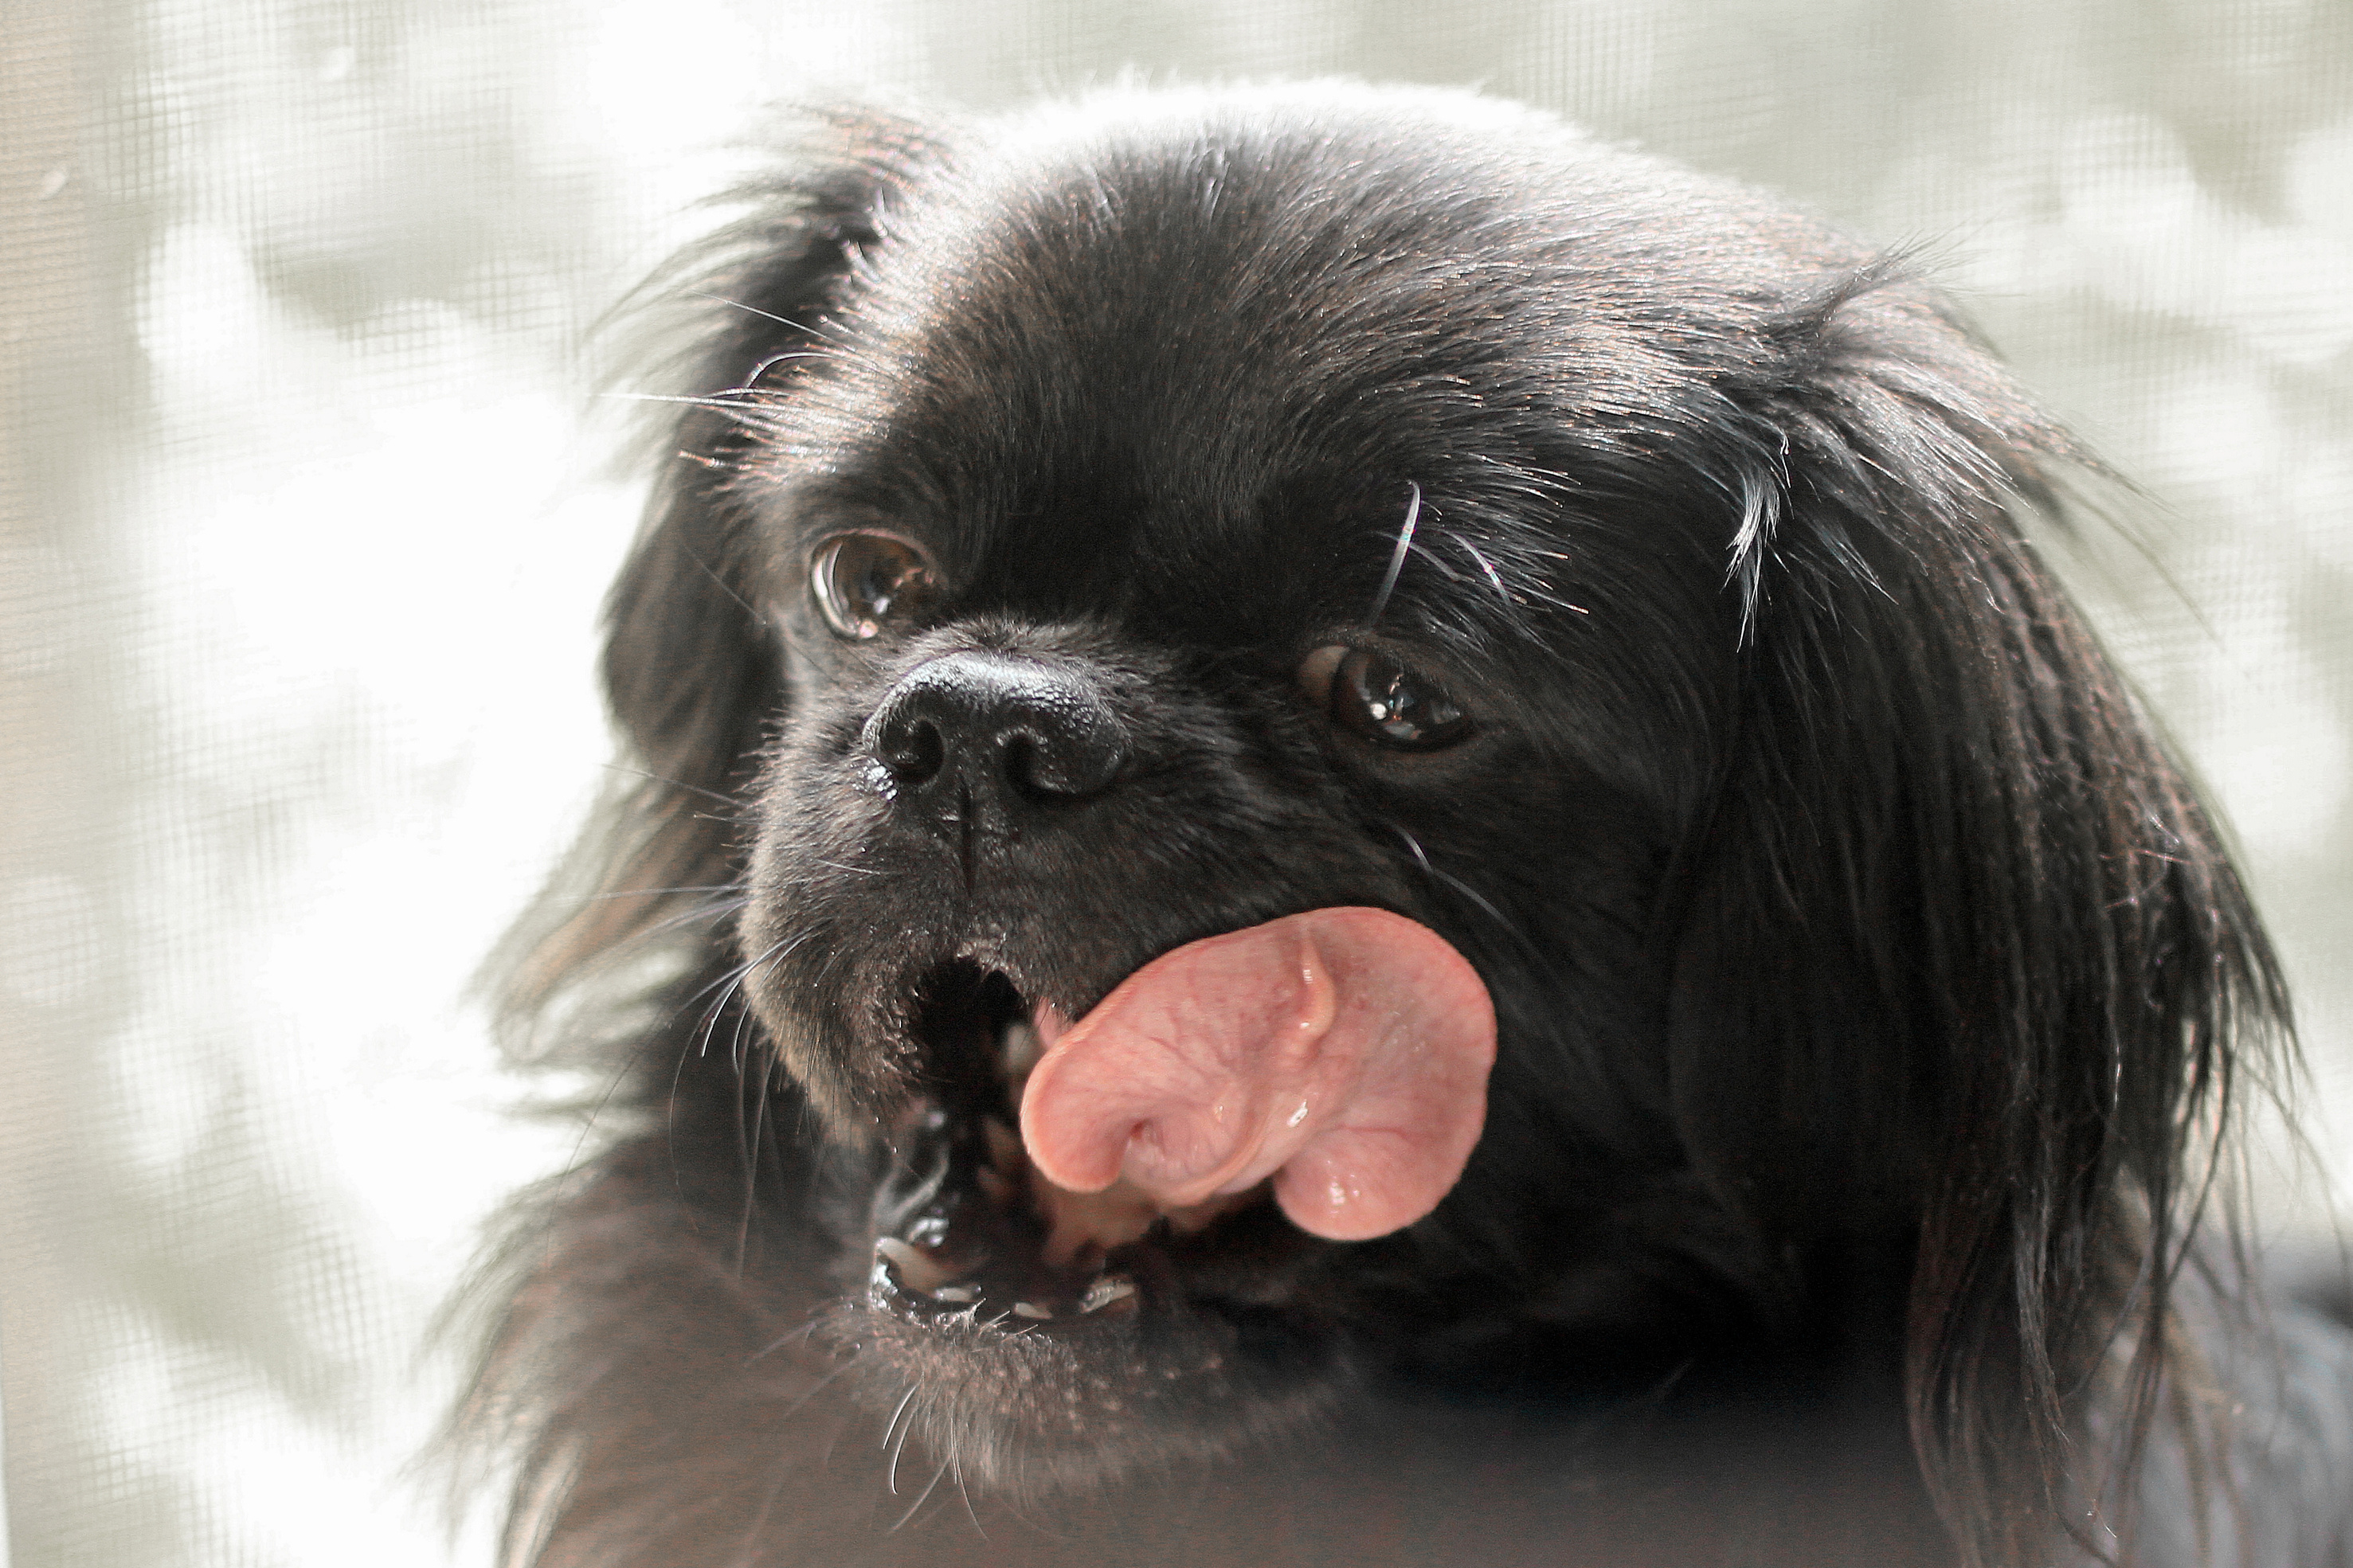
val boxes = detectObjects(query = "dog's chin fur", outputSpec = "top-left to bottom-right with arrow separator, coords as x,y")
456,83 -> 2353,1568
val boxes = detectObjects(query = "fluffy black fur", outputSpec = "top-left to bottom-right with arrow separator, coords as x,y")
459,84 -> 2353,1567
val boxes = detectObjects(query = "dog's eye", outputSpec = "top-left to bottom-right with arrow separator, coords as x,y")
1300,644 -> 1474,751
808,532 -> 942,640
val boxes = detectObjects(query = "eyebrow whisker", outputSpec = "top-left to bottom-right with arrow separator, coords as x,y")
1366,481 -> 1422,628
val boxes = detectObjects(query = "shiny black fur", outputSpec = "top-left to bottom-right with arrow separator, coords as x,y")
459,85 -> 2353,1567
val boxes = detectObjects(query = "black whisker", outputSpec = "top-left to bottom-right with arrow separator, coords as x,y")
1384,821 -> 1545,966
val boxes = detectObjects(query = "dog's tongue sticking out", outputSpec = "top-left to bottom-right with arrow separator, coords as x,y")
1017,908 -> 1494,1249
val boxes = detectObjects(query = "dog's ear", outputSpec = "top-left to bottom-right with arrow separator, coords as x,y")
1662,268 -> 2287,1562
507,111 -> 943,1019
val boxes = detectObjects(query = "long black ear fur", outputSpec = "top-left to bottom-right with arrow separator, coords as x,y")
451,115 -> 949,1563
505,109 -> 944,1027
1666,268 -> 2288,1566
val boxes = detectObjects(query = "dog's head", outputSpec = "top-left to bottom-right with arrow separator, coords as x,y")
549,84 -> 2281,1558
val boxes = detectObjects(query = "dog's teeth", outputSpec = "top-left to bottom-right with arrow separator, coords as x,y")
930,1285 -> 977,1303
1078,1276 -> 1137,1314
875,1236 -> 953,1294
982,1116 -> 1024,1171
999,1021 -> 1043,1079
1011,1300 -> 1054,1320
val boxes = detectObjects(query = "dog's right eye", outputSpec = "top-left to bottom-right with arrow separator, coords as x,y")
808,532 -> 942,640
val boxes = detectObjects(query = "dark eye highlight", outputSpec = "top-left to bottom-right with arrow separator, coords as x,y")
1299,644 -> 1474,752
808,532 -> 941,640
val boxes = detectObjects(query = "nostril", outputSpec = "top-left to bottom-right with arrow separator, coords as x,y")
1000,721 -> 1122,800
1001,733 -> 1043,798
880,716 -> 946,784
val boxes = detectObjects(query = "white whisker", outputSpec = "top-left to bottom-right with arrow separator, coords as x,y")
1367,480 -> 1423,628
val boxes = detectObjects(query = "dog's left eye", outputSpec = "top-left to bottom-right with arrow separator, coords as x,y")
808,531 -> 942,639
1300,644 -> 1475,751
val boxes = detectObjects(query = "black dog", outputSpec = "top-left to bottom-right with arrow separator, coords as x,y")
461,84 -> 2353,1566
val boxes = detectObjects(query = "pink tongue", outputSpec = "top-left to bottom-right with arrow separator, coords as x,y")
1016,908 -> 1495,1242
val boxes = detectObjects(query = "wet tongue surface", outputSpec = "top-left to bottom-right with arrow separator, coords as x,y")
1017,908 -> 1495,1249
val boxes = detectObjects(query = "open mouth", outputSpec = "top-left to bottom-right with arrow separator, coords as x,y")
863,960 -> 1271,1331
856,905 -> 1497,1355
825,911 -> 1499,1486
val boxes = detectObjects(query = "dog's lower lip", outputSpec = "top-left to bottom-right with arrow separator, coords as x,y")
871,1233 -> 1141,1325
867,1094 -> 1149,1329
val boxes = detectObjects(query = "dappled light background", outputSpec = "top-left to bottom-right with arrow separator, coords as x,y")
3,2 -> 2348,1562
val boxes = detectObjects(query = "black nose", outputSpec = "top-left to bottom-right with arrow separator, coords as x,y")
862,652 -> 1126,815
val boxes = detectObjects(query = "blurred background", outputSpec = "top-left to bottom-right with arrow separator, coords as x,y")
2,1 -> 2347,1562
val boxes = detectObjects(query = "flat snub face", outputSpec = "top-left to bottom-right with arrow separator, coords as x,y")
726,109 -> 1710,1486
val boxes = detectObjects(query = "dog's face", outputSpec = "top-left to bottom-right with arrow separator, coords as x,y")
696,90 -> 1882,1488
545,85 -> 2279,1554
